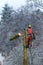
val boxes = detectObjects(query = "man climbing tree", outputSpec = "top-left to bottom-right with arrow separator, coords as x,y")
26,24 -> 35,48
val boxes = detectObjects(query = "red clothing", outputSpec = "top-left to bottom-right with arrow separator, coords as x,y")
27,28 -> 33,35
26,35 -> 32,47
26,28 -> 33,47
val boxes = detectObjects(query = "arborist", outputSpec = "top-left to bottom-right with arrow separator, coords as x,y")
25,24 -> 35,48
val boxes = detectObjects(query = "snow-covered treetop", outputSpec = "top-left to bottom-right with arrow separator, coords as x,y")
25,0 -> 43,12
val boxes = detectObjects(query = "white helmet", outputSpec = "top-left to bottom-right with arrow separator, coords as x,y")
28,25 -> 32,28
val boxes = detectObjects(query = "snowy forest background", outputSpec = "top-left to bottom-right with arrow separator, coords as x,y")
0,0 -> 43,65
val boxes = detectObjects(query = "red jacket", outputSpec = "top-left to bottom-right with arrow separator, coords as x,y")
26,28 -> 33,47
27,28 -> 33,35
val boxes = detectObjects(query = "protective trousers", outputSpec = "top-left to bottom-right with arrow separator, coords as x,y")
26,35 -> 32,47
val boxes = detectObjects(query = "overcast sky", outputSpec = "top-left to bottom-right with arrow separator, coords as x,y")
0,0 -> 43,13
0,0 -> 26,13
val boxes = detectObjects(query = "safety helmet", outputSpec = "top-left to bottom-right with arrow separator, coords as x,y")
28,25 -> 32,28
